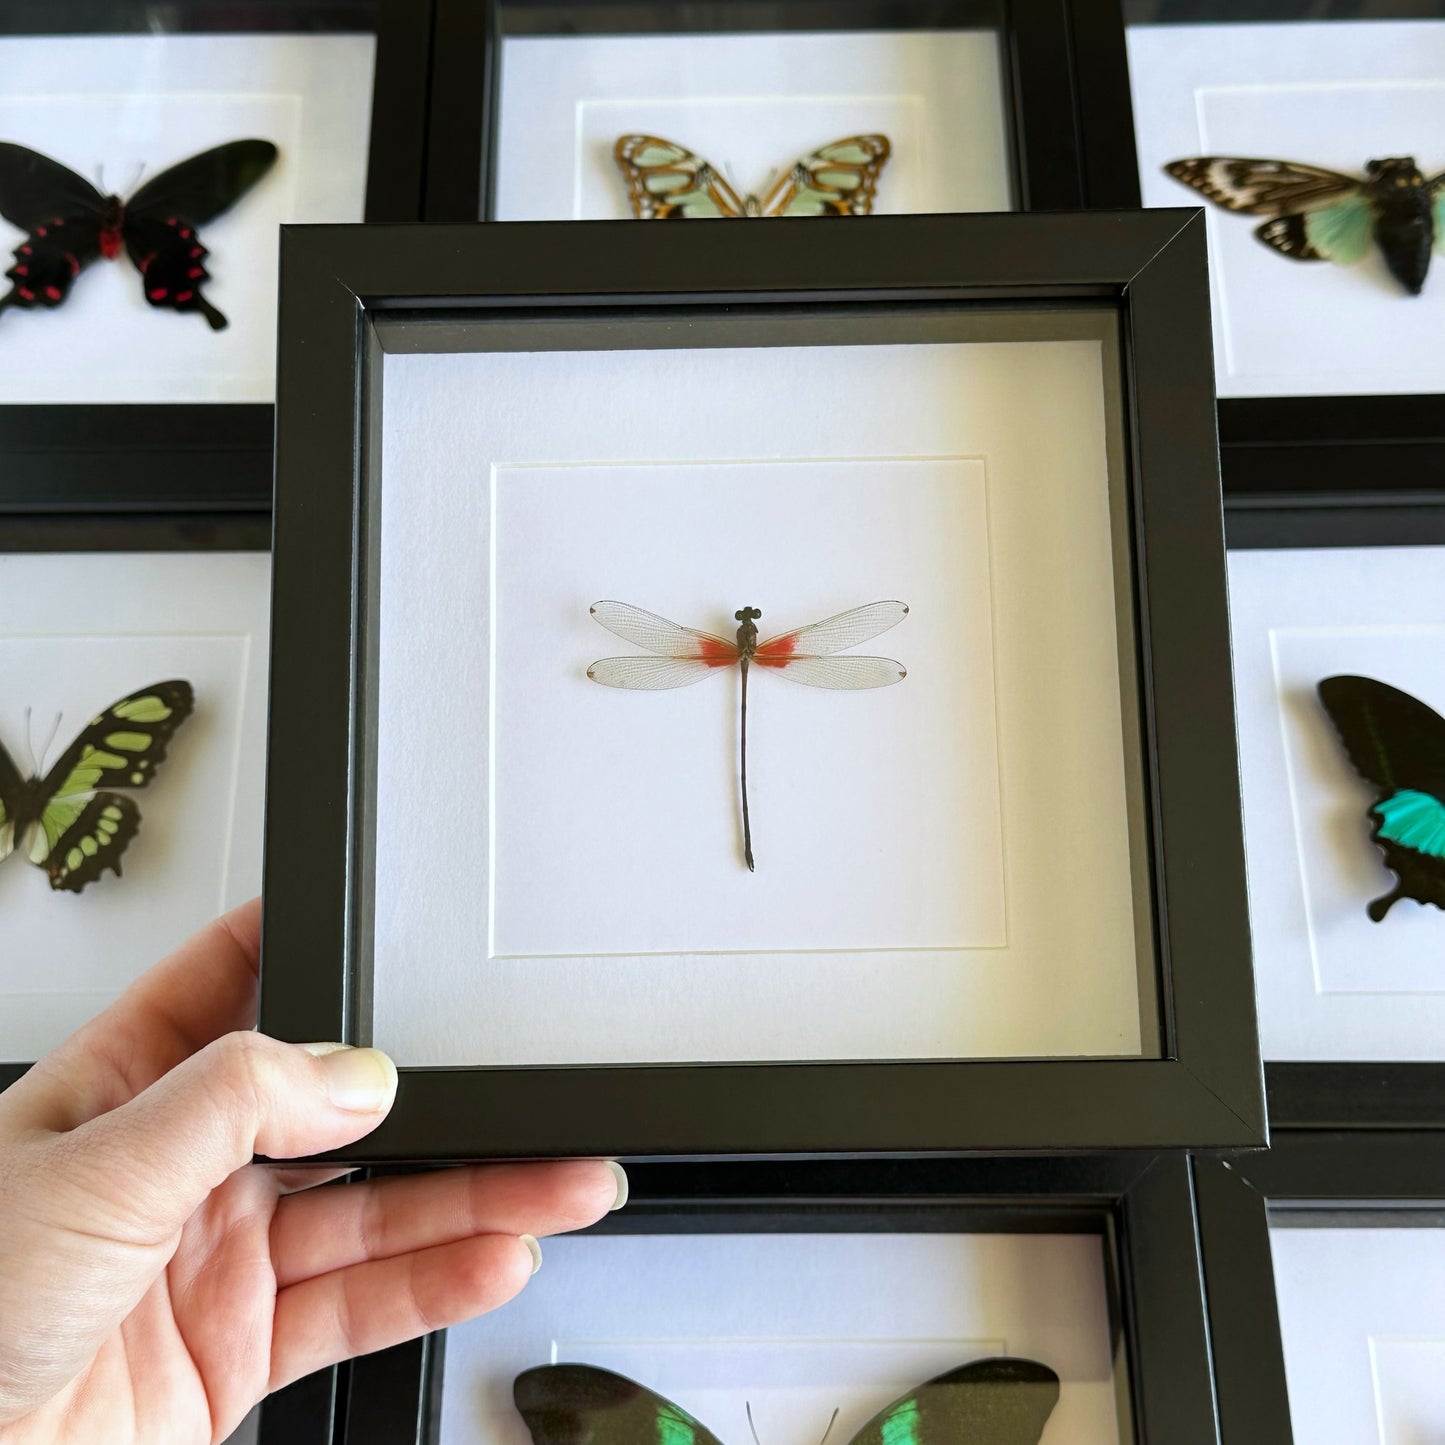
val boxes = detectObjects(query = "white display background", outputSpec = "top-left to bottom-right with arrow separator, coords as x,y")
1128,20 -> 1445,398
438,1232 -> 1118,1445
0,33 -> 374,403
373,337 -> 1144,1067
494,30 -> 1012,220
0,552 -> 269,1057
1229,547 -> 1445,1061
493,460 -> 1003,957
1272,1226 -> 1445,1443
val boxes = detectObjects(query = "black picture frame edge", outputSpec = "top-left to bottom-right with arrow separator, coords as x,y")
1223,493 -> 1445,1129
424,0 -> 1138,220
263,1154 -> 1222,1445
1193,1130 -> 1445,1445
260,208 -> 1264,1162
0,0 -> 434,508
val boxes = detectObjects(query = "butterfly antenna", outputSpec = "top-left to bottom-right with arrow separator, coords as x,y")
818,1408 -> 840,1445
22,706 -> 37,778
746,1402 -> 763,1445
38,710 -> 62,776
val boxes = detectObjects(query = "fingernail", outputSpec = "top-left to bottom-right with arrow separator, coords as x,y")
300,1042 -> 398,1113
520,1233 -> 543,1274
605,1160 -> 629,1211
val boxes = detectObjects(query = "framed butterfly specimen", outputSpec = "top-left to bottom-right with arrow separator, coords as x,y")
1164,155 -> 1445,295
1318,674 -> 1445,921
0,680 -> 193,893
614,135 -> 890,219
588,599 -> 908,870
0,139 -> 277,330
514,1358 -> 1061,1445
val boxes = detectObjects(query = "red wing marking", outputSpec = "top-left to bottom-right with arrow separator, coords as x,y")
696,634 -> 742,666
754,632 -> 799,666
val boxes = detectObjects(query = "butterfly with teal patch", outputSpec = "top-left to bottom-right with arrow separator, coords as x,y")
1165,155 -> 1445,295
514,1358 -> 1060,1445
0,680 -> 193,893
1318,675 -> 1445,921
614,134 -> 890,219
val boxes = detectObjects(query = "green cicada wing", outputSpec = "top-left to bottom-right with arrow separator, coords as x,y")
764,135 -> 891,216
30,679 -> 194,893
613,136 -> 749,219
515,1364 -> 728,1445
847,1358 -> 1060,1445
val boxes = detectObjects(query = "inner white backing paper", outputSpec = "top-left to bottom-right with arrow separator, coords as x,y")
1229,547 -> 1445,1061
0,552 -> 269,1058
438,1231 -> 1119,1445
1127,19 -> 1445,398
373,336 -> 1144,1067
0,32 -> 375,403
1272,1225 -> 1445,1443
493,30 -> 1012,219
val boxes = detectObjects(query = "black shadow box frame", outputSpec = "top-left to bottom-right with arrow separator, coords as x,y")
260,1155 -> 1223,1445
1193,1130 -> 1445,1445
0,500 -> 270,1093
259,207 -> 1264,1161
1091,0 -> 1445,502
425,0 -> 1142,220
1224,492 -> 1445,1130
0,0 -> 433,514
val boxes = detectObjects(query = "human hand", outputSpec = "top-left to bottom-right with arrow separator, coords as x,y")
0,899 -> 626,1444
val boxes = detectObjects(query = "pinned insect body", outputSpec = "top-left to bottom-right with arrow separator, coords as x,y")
1165,154 -> 1445,294
588,600 -> 908,871
614,135 -> 890,219
0,681 -> 194,893
0,139 -> 278,329
1318,674 -> 1445,921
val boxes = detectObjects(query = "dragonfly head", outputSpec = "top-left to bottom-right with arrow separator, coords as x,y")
735,606 -> 762,622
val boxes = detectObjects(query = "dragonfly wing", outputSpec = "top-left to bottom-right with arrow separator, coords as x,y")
588,656 -> 720,689
590,600 -> 737,660
764,654 -> 906,689
756,600 -> 908,660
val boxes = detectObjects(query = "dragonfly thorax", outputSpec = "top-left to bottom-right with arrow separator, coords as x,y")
734,606 -> 762,657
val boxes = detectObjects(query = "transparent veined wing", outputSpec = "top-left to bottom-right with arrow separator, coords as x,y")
755,600 -> 908,662
761,654 -> 906,689
589,601 -> 739,661
587,656 -> 723,690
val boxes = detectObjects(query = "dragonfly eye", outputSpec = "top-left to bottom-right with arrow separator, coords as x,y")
735,606 -> 762,622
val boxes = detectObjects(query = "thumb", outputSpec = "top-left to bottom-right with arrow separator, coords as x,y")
63,1033 -> 397,1241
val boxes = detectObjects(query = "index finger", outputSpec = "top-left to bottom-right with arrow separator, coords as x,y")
3,896 -> 263,1130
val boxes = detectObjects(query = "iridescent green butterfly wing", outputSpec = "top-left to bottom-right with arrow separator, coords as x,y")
0,679 -> 194,893
514,1357 -> 1059,1445
1318,674 -> 1445,921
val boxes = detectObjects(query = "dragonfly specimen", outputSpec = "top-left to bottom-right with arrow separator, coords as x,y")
587,599 -> 909,871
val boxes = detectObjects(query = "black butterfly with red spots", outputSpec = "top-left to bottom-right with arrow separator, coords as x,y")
0,139 -> 277,331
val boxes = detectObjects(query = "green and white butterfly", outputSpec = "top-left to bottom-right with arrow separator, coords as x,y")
1165,155 -> 1445,295
0,680 -> 193,893
614,134 -> 891,219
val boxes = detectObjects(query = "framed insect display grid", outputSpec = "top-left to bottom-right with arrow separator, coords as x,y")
0,503 -> 270,1090
0,0 -> 431,510
1115,0 -> 1445,499
258,208 -> 1261,1160
424,0 -> 1139,221
1224,496 -> 1445,1131
1193,1131 -> 1445,1445
260,1156 -> 1221,1445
